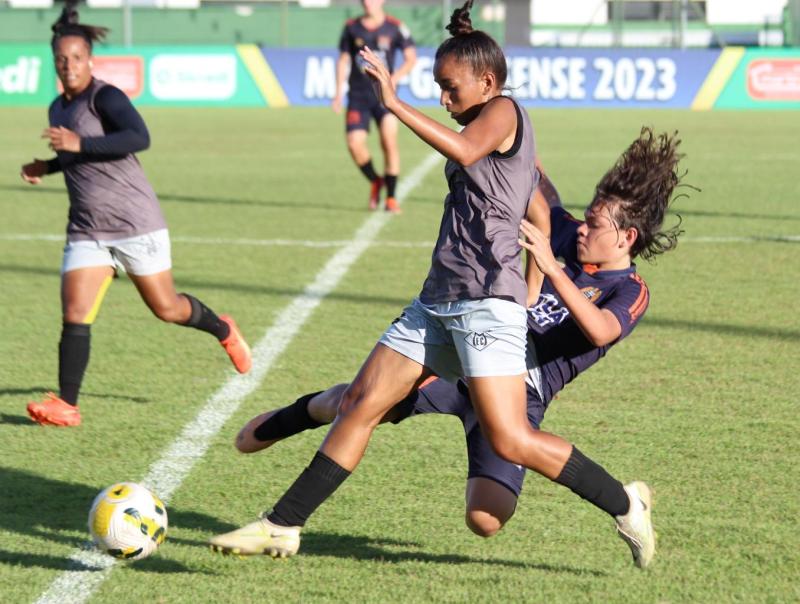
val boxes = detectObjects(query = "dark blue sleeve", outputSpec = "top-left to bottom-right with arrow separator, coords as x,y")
338,23 -> 352,53
601,274 -> 650,342
46,157 -> 62,174
549,206 -> 582,261
395,20 -> 415,49
80,85 -> 150,156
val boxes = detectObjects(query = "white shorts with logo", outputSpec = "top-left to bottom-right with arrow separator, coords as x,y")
379,297 -> 529,380
61,229 -> 172,276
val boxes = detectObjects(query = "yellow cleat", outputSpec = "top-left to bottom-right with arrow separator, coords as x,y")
615,481 -> 655,569
209,515 -> 301,558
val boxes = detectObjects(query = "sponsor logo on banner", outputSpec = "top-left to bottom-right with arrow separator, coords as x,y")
92,56 -> 144,99
150,54 -> 237,101
747,59 -> 800,101
0,56 -> 41,94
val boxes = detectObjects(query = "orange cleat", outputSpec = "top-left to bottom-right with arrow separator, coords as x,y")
220,315 -> 252,374
368,177 -> 383,210
384,196 -> 401,214
27,392 -> 81,426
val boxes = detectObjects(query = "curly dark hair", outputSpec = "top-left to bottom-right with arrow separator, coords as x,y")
592,127 -> 690,261
435,0 -> 507,88
51,0 -> 108,51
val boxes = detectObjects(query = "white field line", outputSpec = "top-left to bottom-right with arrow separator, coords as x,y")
2,233 -> 800,248
32,151 -> 443,604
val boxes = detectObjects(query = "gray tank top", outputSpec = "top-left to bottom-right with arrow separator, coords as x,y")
419,97 -> 539,307
49,79 -> 166,241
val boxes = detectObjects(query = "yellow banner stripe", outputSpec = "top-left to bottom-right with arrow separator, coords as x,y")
82,275 -> 112,324
691,47 -> 745,111
237,44 -> 289,108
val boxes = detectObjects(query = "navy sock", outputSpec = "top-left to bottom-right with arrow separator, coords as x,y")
358,160 -> 379,183
253,391 -> 326,441
181,294 -> 229,341
384,174 -> 397,198
58,322 -> 91,406
554,447 -> 630,517
267,451 -> 351,527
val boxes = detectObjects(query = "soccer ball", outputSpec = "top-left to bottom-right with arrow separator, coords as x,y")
88,482 -> 168,561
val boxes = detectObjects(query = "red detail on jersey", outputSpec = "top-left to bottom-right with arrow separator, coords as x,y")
385,15 -> 401,25
627,273 -> 649,321
582,263 -> 600,275
346,110 -> 362,126
345,18 -> 357,26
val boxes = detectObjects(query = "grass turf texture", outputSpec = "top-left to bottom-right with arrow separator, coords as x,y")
0,106 -> 798,603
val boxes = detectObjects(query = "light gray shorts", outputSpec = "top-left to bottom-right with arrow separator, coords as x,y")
379,297 -> 528,380
62,229 -> 172,276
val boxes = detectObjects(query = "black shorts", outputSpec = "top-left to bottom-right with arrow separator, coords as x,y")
393,378 -> 546,497
346,93 -> 390,133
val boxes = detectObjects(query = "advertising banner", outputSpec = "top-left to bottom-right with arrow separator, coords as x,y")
0,45 -> 55,105
2,43 -> 799,110
714,48 -> 800,109
0,44 -> 267,107
262,47 -> 721,109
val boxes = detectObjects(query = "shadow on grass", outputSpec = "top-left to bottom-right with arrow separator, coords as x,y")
0,413 -> 37,426
298,532 -> 606,576
0,388 -> 151,405
643,316 -> 800,343
0,468 -> 234,573
0,184 -> 367,214
0,548 -> 202,574
0,263 -> 413,309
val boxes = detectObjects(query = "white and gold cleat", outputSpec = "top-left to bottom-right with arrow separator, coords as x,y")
615,481 -> 655,569
209,514 -> 300,558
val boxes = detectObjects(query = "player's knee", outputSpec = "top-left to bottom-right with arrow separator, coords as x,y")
336,389 -> 382,428
488,437 -> 526,466
465,509 -> 504,538
149,299 -> 184,323
63,306 -> 93,324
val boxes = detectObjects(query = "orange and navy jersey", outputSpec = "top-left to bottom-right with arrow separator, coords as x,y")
528,207 -> 650,403
338,15 -> 415,100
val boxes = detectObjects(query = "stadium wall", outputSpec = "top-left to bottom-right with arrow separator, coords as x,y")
1,44 -> 799,109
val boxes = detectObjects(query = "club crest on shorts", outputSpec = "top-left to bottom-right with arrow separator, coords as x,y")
465,331 -> 496,351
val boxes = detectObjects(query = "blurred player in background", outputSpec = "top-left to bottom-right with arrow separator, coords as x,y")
332,0 -> 417,212
20,2 -> 252,427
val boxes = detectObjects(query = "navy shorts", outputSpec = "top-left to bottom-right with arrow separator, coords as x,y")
346,94 -> 390,133
393,378 -> 546,497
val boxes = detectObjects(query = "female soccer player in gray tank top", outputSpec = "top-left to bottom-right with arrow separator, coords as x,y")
20,2 -> 252,427
211,0 -> 656,568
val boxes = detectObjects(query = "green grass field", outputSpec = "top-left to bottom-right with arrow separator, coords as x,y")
0,106 -> 798,603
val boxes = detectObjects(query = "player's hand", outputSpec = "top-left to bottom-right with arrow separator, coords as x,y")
331,95 -> 343,114
519,219 -> 560,276
42,126 -> 81,153
21,159 -> 47,184
359,46 -> 399,110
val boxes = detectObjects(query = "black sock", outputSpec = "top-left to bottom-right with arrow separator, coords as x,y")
267,451 -> 351,527
181,294 -> 229,341
554,447 -> 630,517
358,160 -> 379,183
253,391 -> 326,441
58,322 -> 91,406
384,174 -> 397,198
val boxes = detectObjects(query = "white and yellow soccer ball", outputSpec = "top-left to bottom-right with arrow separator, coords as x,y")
88,482 -> 168,561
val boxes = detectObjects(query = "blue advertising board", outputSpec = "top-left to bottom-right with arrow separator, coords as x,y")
261,47 -> 722,108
